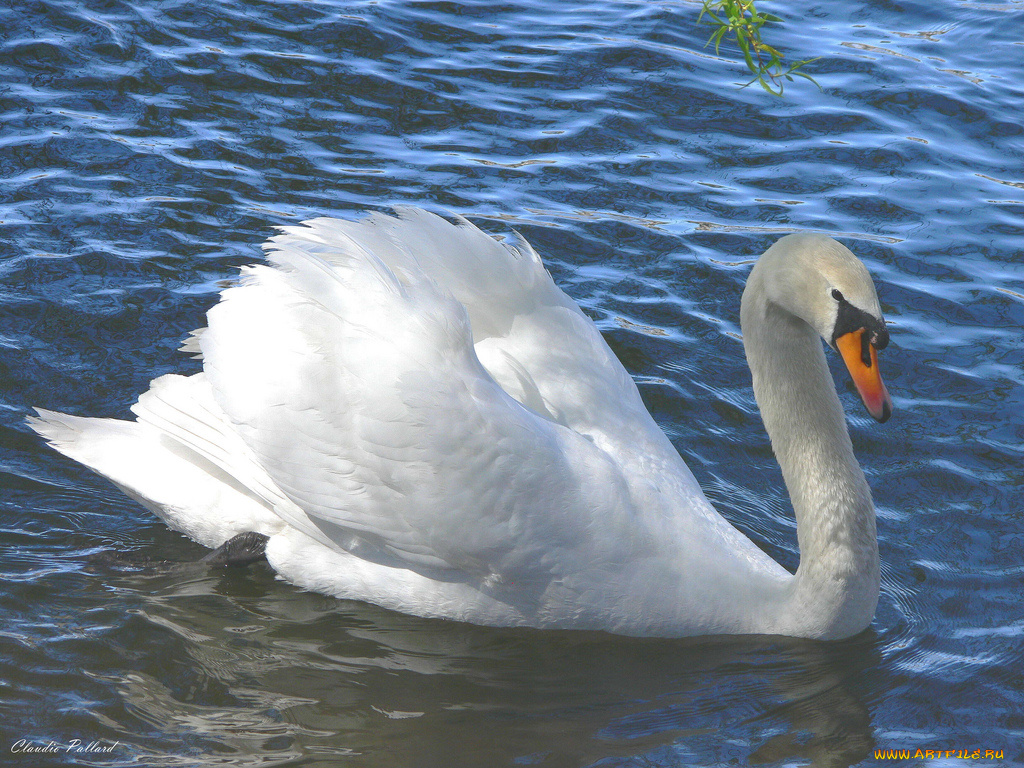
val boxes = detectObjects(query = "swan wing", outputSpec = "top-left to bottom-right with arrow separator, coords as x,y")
258,210 -> 653,442
200,222 -> 639,591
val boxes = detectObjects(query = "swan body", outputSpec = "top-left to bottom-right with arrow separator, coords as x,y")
29,209 -> 891,639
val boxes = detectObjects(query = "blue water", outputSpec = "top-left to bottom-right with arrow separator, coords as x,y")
2,1 -> 1022,765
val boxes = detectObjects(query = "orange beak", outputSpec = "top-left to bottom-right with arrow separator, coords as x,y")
836,329 -> 892,423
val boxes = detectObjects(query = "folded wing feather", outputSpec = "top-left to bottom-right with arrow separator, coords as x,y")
199,215 -> 639,587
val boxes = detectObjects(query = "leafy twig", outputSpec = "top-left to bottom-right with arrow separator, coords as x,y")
698,0 -> 819,96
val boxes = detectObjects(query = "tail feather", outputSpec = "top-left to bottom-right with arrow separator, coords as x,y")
27,407 -> 283,548
131,373 -> 289,511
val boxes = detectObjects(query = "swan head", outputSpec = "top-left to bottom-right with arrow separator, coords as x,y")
747,233 -> 893,423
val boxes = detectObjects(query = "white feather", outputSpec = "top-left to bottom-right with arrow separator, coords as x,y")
29,211 -> 887,639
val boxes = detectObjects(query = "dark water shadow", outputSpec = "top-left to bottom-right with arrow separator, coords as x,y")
75,559 -> 883,768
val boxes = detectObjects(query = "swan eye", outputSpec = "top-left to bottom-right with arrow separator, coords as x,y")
831,289 -> 844,302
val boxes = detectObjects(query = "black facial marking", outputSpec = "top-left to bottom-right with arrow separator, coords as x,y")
860,328 -> 872,367
831,295 -> 889,355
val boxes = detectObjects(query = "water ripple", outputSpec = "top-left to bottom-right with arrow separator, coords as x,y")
1,0 -> 1022,765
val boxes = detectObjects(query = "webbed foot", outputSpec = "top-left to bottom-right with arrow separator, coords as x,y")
86,531 -> 269,572
201,531 -> 269,568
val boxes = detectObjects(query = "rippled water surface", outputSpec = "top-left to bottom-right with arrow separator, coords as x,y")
2,1 -> 1023,766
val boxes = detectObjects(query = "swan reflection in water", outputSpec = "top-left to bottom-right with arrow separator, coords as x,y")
96,561 -> 879,767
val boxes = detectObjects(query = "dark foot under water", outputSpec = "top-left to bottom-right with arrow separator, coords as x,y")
87,531 -> 270,572
200,531 -> 269,568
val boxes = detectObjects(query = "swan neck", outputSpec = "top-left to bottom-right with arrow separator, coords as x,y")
740,279 -> 879,638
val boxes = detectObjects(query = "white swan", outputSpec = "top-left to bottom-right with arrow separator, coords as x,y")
29,208 -> 892,639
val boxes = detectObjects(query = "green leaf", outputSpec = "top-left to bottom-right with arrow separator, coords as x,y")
792,70 -> 822,89
698,0 -> 817,97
